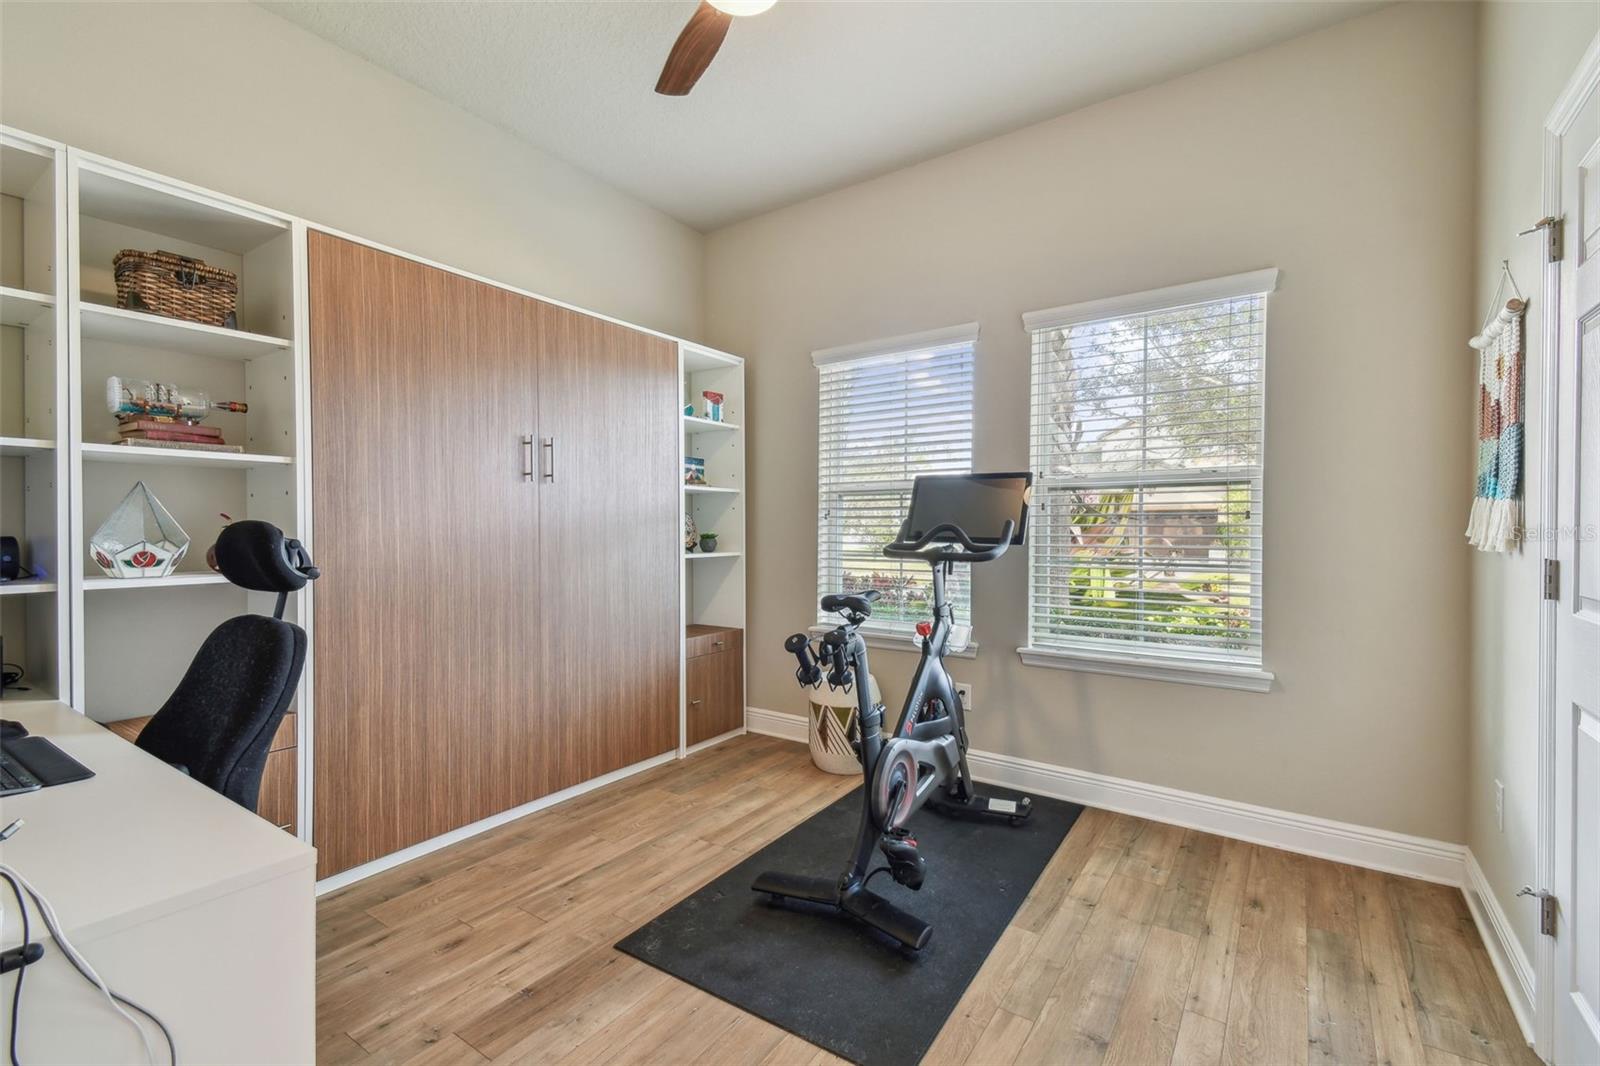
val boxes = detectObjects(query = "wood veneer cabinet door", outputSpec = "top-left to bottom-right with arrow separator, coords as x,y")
686,650 -> 743,746
535,302 -> 679,786
308,233 -> 545,878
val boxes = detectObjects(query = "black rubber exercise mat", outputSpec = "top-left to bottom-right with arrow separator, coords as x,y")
616,785 -> 1083,1066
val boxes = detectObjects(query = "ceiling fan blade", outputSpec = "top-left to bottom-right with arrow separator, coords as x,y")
655,1 -> 733,96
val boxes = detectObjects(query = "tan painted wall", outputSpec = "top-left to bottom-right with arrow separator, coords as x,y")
0,1 -> 703,339
1470,1 -> 1600,963
706,2 -> 1479,842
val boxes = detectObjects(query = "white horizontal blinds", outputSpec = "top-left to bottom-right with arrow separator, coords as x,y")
817,339 -> 975,631
1028,289 -> 1267,663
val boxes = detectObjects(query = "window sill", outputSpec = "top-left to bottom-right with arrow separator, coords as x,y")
810,625 -> 979,660
1016,645 -> 1274,693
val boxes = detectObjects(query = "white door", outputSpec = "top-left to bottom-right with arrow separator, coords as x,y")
1553,68 -> 1600,1066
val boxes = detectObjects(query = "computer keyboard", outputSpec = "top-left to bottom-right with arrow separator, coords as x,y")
0,750 -> 42,796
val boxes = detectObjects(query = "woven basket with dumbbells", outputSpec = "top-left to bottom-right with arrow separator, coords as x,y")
113,249 -> 238,328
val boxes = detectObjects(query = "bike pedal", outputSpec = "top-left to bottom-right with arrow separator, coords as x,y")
880,831 -> 927,890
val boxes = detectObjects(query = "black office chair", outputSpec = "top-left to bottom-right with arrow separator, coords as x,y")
135,521 -> 320,812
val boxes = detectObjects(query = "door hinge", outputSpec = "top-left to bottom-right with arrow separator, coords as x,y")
1544,558 -> 1561,601
1518,886 -> 1558,937
1520,215 -> 1564,263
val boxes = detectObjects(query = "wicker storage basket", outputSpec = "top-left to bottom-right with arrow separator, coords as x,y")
113,249 -> 238,328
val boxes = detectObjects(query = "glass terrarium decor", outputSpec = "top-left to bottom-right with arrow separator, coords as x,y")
90,481 -> 190,579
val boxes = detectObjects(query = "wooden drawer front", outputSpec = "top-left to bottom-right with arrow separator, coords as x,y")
258,748 -> 298,834
103,715 -> 149,744
687,648 -> 744,746
686,626 -> 742,660
269,713 -> 298,752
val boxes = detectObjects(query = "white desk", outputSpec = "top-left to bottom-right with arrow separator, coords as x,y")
0,700 -> 315,1063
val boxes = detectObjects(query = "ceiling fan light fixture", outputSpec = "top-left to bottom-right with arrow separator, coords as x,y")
656,0 -> 771,96
708,0 -> 775,15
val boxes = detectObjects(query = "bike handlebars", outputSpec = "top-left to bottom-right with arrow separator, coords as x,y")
883,519 -> 1016,564
785,632 -> 823,688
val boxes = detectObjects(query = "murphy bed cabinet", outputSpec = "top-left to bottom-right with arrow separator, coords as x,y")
307,233 -> 680,880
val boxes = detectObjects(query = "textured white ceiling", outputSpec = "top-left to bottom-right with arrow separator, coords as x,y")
262,1 -> 1378,231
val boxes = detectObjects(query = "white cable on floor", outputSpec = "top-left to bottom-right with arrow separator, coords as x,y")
0,862 -> 163,1065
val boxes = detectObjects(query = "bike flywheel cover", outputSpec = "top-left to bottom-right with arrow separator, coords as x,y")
871,741 -> 919,830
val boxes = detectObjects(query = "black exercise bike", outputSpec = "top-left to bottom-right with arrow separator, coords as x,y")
752,472 -> 1035,951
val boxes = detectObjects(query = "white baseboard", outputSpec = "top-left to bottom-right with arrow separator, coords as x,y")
1463,851 -> 1537,1044
314,749 -> 678,895
745,707 -> 1466,885
967,746 -> 1468,886
746,705 -> 808,743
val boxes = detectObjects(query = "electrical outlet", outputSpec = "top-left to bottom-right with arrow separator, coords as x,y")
954,680 -> 974,712
1495,779 -> 1505,831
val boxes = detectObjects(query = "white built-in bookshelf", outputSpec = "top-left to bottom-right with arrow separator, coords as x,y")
0,129 -> 68,705
65,150 -> 307,766
679,342 -> 746,753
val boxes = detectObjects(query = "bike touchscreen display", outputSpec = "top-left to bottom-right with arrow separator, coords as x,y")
904,473 -> 1032,545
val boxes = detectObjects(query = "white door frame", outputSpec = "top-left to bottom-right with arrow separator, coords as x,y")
1537,30 -> 1600,1063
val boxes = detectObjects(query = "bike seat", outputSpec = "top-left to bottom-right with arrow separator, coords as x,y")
821,590 -> 881,617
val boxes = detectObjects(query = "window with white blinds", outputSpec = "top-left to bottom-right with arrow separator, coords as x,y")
1023,271 -> 1275,668
815,326 -> 976,633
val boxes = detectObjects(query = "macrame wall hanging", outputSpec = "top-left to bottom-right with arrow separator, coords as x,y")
1466,262 -> 1527,554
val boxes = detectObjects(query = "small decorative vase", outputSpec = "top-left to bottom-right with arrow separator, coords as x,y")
699,534 -> 718,554
684,513 -> 698,553
89,481 -> 189,578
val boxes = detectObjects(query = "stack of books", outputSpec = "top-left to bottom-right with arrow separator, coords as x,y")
114,417 -> 244,454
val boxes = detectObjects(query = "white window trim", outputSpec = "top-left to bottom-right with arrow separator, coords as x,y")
1016,644 -> 1274,693
811,321 -> 980,368
810,624 -> 980,660
1021,269 -> 1279,332
1021,270 -> 1278,689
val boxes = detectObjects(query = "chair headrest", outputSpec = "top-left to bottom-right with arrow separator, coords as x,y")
212,521 -> 320,593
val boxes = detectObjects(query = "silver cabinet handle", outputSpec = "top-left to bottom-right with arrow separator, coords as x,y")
689,698 -> 704,706
541,437 -> 555,482
520,435 -> 534,482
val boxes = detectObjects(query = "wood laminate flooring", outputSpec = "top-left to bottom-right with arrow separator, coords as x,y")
316,734 -> 1536,1066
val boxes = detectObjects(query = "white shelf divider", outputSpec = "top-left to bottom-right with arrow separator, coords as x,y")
0,578 -> 59,597
0,436 -> 55,457
80,441 -> 293,470
681,345 -> 743,374
683,484 -> 739,496
76,160 -> 288,255
80,303 -> 290,361
83,572 -> 231,592
685,551 -> 742,561
682,415 -> 740,433
0,286 -> 53,328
